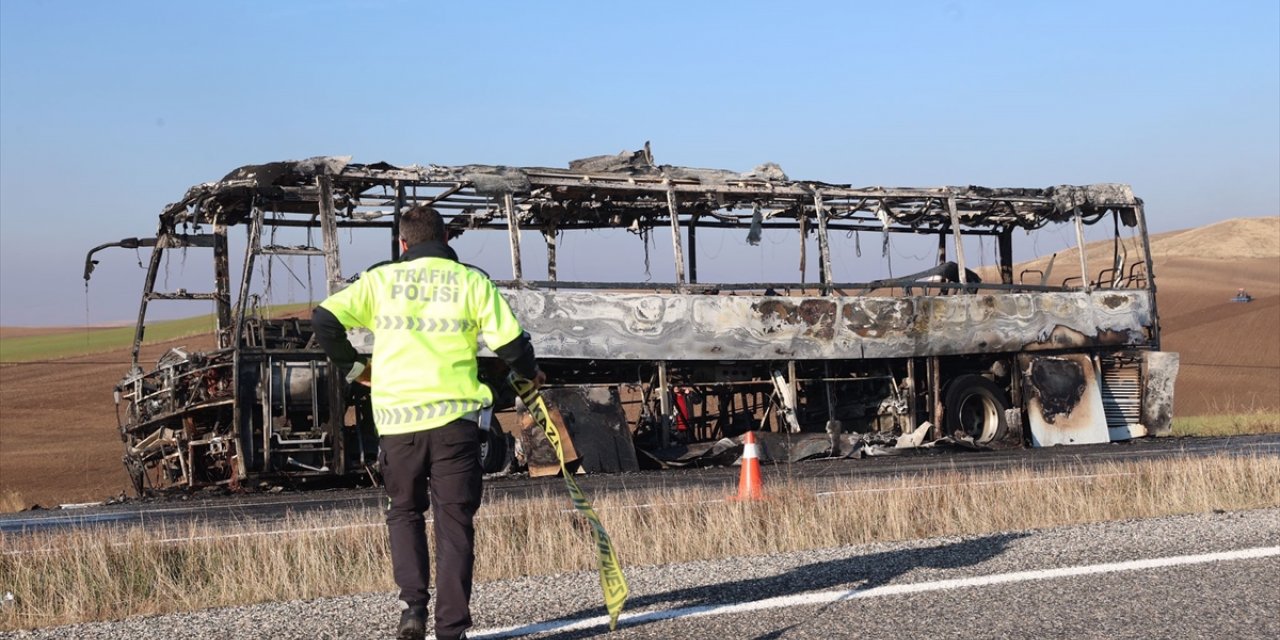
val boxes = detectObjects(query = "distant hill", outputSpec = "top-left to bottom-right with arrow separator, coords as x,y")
994,216 -> 1279,287
1144,217 -> 1279,416
1147,217 -> 1280,260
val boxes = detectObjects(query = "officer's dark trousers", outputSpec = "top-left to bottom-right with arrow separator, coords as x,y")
380,419 -> 483,639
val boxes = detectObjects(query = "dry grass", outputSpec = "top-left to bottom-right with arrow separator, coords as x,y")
0,517 -> 391,630
1173,399 -> 1280,437
3,453 -> 1278,631
479,454 -> 1280,573
0,490 -> 24,514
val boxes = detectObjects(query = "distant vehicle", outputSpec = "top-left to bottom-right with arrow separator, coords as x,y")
85,148 -> 1181,494
1232,288 -> 1253,303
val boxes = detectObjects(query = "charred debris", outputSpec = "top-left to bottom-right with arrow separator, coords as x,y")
85,145 -> 1178,495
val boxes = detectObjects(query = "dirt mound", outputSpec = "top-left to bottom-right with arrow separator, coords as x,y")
995,217 -> 1279,288
1148,217 -> 1280,260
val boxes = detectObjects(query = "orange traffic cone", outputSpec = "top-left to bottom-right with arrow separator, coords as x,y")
734,431 -> 764,501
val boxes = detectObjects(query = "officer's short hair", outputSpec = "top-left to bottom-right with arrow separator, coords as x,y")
400,205 -> 447,246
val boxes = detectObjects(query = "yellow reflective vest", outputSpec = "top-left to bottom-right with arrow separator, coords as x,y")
320,256 -> 525,435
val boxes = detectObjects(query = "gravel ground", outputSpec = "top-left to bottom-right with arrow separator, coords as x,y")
4,508 -> 1278,639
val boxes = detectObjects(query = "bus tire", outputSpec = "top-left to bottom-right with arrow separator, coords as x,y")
479,417 -> 513,474
943,374 -> 1009,444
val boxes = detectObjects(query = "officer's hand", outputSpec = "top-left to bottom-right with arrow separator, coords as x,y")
531,368 -> 547,390
345,361 -> 372,387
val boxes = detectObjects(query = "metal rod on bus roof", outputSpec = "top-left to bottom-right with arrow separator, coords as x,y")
799,211 -> 808,285
392,181 -> 403,260
131,238 -> 166,367
687,211 -> 699,284
504,192 -> 523,280
543,225 -> 558,287
316,175 -> 344,295
1134,204 -> 1160,347
665,183 -> 686,284
234,209 -> 262,355
946,196 -> 968,285
1112,210 -> 1122,285
814,190 -> 833,294
1073,207 -> 1090,293
213,220 -> 232,347
998,226 -> 1014,286
425,183 -> 465,205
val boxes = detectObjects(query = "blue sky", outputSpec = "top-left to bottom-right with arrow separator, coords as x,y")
1,0 -> 1277,326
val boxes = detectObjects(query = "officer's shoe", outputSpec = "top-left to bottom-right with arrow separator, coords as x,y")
396,603 -> 427,640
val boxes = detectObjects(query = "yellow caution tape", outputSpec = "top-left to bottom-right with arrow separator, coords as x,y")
509,373 -> 629,631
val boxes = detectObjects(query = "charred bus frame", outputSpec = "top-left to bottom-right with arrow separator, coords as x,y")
85,148 -> 1179,493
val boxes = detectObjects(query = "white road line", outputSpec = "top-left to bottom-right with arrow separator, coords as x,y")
458,545 -> 1280,639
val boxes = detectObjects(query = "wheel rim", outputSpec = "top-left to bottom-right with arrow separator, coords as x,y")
957,393 -> 1000,443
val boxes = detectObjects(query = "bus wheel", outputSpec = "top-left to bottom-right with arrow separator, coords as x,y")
943,374 -> 1009,444
479,417 -> 513,474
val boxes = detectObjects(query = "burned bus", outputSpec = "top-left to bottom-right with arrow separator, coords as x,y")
85,147 -> 1179,494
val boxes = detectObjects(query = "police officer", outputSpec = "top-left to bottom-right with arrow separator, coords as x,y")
313,204 -> 543,640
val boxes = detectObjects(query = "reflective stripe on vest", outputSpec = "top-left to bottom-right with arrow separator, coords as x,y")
374,400 -> 484,427
372,316 -> 478,333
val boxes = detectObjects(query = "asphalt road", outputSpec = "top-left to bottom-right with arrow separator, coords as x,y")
3,433 -> 1278,535
6,508 -> 1277,639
